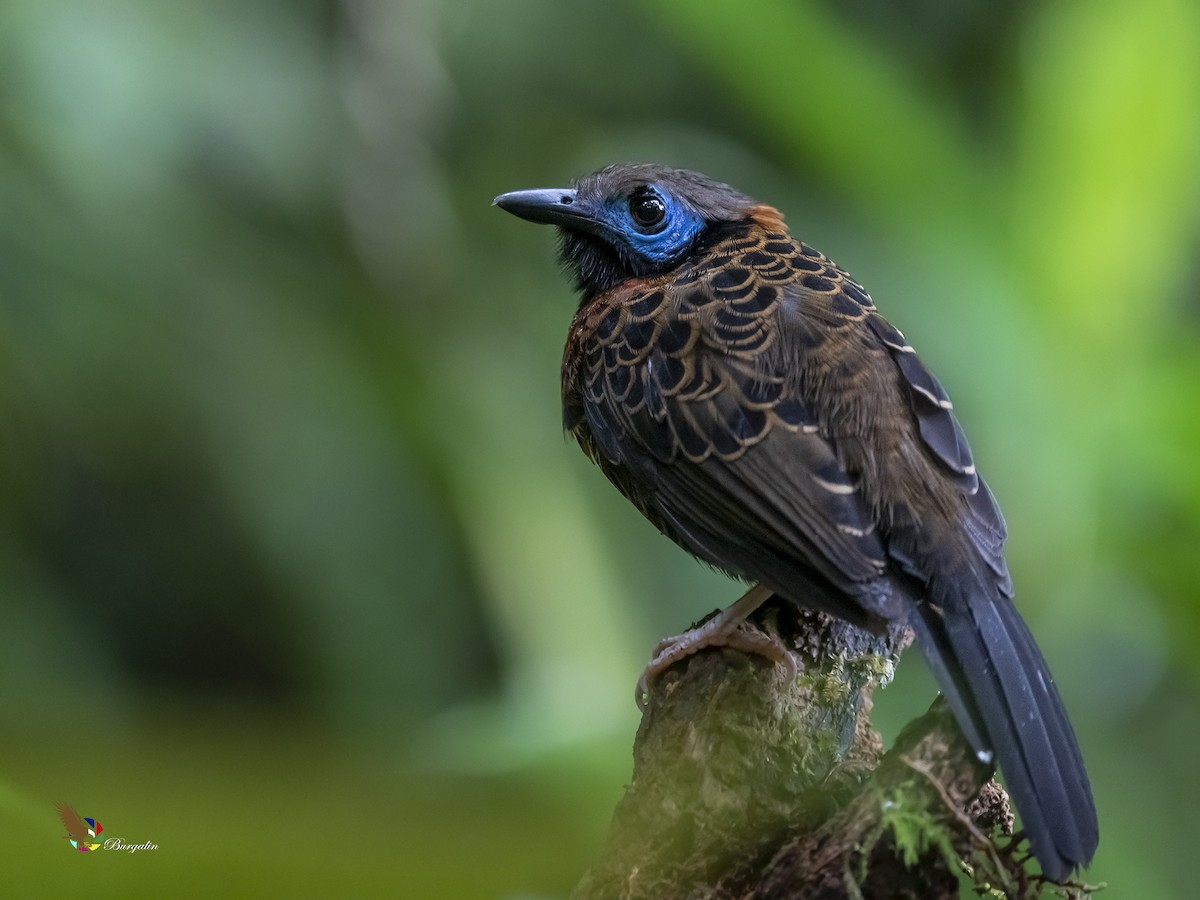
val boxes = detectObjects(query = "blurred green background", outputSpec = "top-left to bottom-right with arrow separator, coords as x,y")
2,0 -> 1197,896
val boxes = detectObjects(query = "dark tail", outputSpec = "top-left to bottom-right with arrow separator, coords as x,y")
909,571 -> 1098,882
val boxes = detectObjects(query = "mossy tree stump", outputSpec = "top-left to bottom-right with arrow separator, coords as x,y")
572,600 -> 1088,899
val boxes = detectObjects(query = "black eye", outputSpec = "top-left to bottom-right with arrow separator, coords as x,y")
629,188 -> 666,231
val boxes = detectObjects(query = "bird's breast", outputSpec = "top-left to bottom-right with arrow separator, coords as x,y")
560,225 -> 968,535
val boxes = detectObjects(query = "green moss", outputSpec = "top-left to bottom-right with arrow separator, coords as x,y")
876,782 -> 960,871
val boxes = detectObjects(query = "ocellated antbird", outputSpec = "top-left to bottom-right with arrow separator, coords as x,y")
494,164 -> 1098,882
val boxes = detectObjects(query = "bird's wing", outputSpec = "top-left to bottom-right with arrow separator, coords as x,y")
575,236 -> 897,619
864,312 -> 1012,593
56,801 -> 88,838
856,271 -> 1095,874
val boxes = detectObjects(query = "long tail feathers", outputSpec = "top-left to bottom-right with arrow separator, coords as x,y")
910,576 -> 1098,882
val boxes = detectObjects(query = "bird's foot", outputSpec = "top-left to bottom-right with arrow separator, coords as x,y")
635,584 -> 798,710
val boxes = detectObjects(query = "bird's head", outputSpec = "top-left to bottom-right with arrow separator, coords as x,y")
494,164 -> 768,297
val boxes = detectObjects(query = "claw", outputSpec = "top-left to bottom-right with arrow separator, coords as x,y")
635,584 -> 797,710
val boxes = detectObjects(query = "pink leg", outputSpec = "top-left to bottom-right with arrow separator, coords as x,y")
636,584 -> 798,709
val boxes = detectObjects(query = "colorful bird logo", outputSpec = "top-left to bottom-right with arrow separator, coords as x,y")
56,802 -> 103,852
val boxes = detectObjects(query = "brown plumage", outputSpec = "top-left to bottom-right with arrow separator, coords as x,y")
495,164 -> 1097,882
56,801 -> 93,844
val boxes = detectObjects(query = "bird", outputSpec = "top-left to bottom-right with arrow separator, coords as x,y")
56,801 -> 95,846
493,163 -> 1098,882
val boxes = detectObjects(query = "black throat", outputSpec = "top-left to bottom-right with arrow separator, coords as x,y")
558,218 -> 754,302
